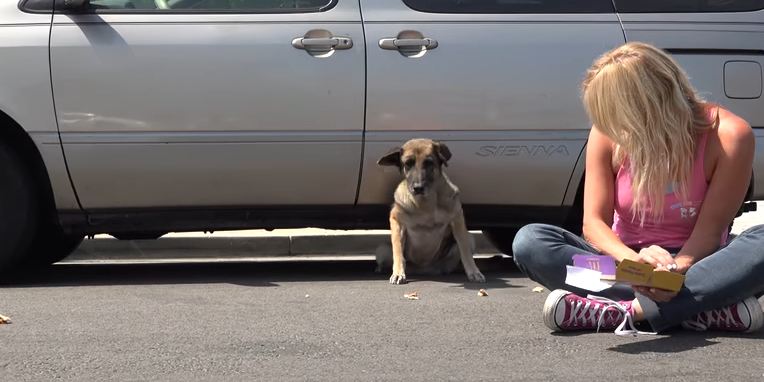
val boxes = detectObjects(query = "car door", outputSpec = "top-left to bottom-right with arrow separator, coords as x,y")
50,0 -> 365,209
357,0 -> 625,217
612,0 -> 764,199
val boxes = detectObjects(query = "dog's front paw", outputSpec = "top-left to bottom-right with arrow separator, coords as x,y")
467,270 -> 486,283
389,273 -> 407,284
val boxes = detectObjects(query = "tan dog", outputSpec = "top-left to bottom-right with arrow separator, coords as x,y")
376,138 -> 485,284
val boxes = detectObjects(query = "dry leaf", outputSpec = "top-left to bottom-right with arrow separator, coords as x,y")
0,314 -> 11,324
532,286 -> 545,293
403,291 -> 419,300
477,289 -> 488,297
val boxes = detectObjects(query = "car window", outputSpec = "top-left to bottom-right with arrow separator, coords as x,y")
87,0 -> 333,11
402,0 -> 614,14
19,0 -> 53,11
614,0 -> 764,13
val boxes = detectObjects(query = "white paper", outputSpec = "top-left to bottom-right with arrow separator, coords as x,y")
565,265 -> 615,292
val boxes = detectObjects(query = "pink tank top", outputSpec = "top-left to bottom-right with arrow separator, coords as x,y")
612,131 -> 727,249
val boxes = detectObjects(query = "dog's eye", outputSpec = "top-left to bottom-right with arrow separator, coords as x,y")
404,159 -> 415,169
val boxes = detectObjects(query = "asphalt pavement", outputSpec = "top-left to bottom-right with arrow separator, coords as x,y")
2,259 -> 764,381
1,204 -> 763,381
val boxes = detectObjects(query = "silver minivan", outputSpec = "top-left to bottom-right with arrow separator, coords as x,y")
1,0 -> 762,271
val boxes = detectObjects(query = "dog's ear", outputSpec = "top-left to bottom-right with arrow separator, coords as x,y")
377,147 -> 402,168
434,141 -> 452,167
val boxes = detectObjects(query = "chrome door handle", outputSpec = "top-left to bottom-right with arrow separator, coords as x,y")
379,37 -> 438,51
292,36 -> 353,50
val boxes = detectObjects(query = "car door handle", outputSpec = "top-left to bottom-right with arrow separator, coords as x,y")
379,37 -> 438,51
292,37 -> 353,50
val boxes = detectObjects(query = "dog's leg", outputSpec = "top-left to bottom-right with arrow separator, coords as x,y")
375,243 -> 392,273
389,214 -> 407,284
451,212 -> 485,283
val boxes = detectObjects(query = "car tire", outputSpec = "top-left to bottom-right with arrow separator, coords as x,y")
0,142 -> 38,273
481,228 -> 519,256
23,224 -> 84,268
562,208 -> 583,236
111,231 -> 167,241
482,204 -> 583,257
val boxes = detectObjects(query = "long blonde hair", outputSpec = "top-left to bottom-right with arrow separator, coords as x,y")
582,42 -> 716,223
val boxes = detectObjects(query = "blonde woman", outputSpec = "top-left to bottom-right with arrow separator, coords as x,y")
512,42 -> 764,335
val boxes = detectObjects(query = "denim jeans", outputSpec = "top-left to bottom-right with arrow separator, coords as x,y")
511,223 -> 764,332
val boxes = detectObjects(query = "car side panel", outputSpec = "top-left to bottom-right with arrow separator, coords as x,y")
358,2 -> 624,207
50,3 -> 365,208
619,10 -> 764,198
0,3 -> 80,211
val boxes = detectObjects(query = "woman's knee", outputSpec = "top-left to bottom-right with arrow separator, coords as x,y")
512,223 -> 557,266
729,224 -> 764,251
738,224 -> 764,238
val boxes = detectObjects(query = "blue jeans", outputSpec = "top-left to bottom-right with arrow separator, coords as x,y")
512,223 -> 764,332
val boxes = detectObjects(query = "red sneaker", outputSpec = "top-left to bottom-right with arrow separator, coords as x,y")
682,297 -> 764,333
543,289 -> 639,335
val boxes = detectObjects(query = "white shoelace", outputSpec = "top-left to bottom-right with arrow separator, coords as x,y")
587,295 -> 657,337
683,306 -> 737,331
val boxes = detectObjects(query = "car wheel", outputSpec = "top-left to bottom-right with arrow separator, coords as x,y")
562,209 -> 583,236
482,208 -> 583,257
23,224 -> 84,267
0,142 -> 38,273
111,231 -> 167,241
481,228 -> 520,256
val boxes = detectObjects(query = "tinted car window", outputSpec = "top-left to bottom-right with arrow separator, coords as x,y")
402,0 -> 614,13
614,0 -> 764,13
19,0 -> 53,11
87,0 -> 332,11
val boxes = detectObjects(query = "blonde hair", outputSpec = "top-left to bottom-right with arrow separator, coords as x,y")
582,42 -> 717,224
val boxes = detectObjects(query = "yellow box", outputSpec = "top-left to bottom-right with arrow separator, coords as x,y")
615,259 -> 684,292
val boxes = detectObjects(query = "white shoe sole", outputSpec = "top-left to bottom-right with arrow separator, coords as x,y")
742,296 -> 764,333
542,289 -> 570,331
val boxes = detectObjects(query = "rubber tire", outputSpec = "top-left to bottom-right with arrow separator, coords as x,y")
22,224 -> 84,268
0,142 -> 38,273
111,231 -> 166,241
482,208 -> 583,257
482,227 -> 520,256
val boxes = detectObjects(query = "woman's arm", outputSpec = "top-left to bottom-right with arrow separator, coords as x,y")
582,127 -> 640,262
674,108 -> 754,273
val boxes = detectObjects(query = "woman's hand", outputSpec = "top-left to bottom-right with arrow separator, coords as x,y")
633,285 -> 678,303
635,245 -> 676,270
632,248 -> 689,302
672,255 -> 694,274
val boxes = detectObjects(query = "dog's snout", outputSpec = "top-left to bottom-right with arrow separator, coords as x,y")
412,185 -> 425,195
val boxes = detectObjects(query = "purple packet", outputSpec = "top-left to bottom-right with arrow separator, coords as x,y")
572,255 -> 616,279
